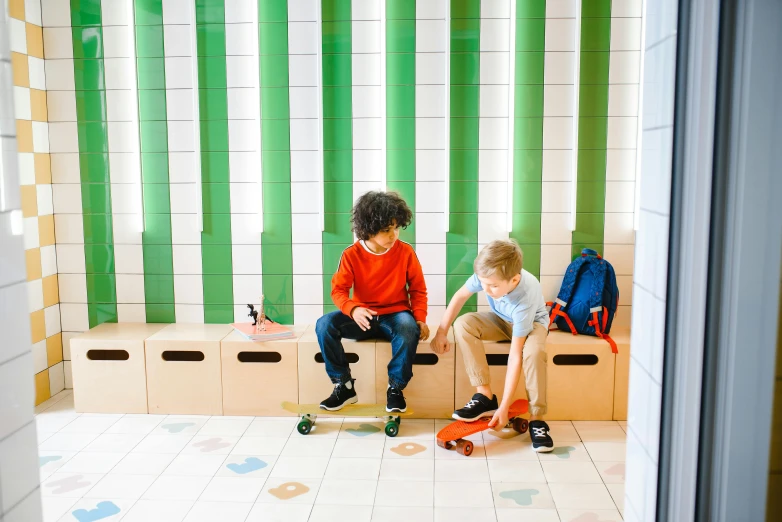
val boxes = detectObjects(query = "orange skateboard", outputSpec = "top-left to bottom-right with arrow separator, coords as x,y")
436,399 -> 529,456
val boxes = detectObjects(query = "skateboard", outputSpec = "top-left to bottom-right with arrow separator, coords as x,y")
281,401 -> 414,437
436,399 -> 529,456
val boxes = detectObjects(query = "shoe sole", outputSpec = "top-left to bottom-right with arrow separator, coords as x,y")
533,444 -> 554,453
319,395 -> 358,411
451,409 -> 497,422
385,406 -> 407,413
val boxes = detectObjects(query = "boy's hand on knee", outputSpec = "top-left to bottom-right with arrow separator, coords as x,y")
351,307 -> 377,331
417,322 -> 430,341
430,330 -> 450,354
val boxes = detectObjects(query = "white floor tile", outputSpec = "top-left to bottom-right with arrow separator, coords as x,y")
315,478 -> 378,506
280,437 -> 336,458
309,504 -> 373,521
38,451 -> 76,482
270,456 -> 330,479
255,478 -> 321,504
39,432 -> 99,452
583,442 -> 627,462
83,474 -> 157,499
41,496 -> 78,522
434,460 -> 490,482
36,414 -> 77,433
496,508 -> 560,521
433,507 -> 497,522
42,395 -> 77,415
132,434 -> 194,454
434,481 -> 494,508
491,482 -> 555,509
332,438 -> 386,459
83,432 -> 146,452
484,440 -> 539,460
374,480 -> 434,507
572,422 -> 628,442
200,476 -> 266,502
383,438 -> 435,459
38,431 -> 56,445
121,499 -> 194,522
111,453 -> 176,475
549,483 -> 617,510
152,418 -> 207,436
245,502 -> 312,521
617,421 -> 628,433
231,436 -> 288,456
558,509 -> 624,522
607,483 -> 625,510
536,442 -> 592,462
183,501 -> 253,522
339,420 -> 388,440
245,418 -> 298,438
324,457 -> 382,481
594,461 -> 626,484
105,415 -> 165,435
488,459 -> 546,483
59,451 -> 126,473
542,461 -> 603,483
378,459 -> 434,481
217,455 -> 276,478
164,454 -> 227,476
142,475 -> 211,501
395,419 -> 435,439
372,506 -> 434,522
182,435 -> 239,455
41,472 -> 103,497
56,499 -> 134,522
58,416 -> 120,433
197,417 -> 253,436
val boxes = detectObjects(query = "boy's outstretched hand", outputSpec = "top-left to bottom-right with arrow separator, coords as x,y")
351,307 -> 377,331
430,329 -> 450,354
417,322 -> 430,341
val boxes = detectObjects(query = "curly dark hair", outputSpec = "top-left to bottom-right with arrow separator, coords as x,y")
351,191 -> 413,240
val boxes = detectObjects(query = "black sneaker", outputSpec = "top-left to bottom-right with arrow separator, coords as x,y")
452,393 -> 499,422
319,379 -> 358,411
386,386 -> 407,413
529,420 -> 554,452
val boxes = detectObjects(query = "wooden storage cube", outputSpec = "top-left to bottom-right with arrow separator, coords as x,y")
375,325 -> 455,418
611,329 -> 631,420
455,340 -> 528,409
297,326 -> 376,405
70,323 -> 168,414
221,326 -> 307,416
546,331 -> 623,420
145,324 -> 232,415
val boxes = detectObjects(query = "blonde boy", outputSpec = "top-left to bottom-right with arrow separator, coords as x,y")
430,239 -> 553,452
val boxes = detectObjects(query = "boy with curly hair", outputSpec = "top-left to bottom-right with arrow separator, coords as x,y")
316,191 -> 429,413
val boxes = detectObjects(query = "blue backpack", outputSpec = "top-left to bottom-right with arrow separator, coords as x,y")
549,248 -> 620,353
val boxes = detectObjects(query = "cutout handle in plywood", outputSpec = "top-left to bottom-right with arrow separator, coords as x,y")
486,354 -> 509,366
413,354 -> 438,365
87,349 -> 129,361
552,354 -> 599,365
162,351 -> 205,362
238,351 -> 282,363
315,353 -> 359,364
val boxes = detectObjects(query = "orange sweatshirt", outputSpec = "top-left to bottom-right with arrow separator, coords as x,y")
331,240 -> 428,322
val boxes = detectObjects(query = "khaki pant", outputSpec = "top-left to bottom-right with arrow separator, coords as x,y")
454,312 -> 549,416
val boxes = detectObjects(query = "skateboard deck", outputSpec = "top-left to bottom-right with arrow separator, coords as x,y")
436,399 -> 529,456
281,401 -> 413,437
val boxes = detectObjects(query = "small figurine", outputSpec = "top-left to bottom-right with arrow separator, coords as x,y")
258,294 -> 266,331
247,304 -> 259,326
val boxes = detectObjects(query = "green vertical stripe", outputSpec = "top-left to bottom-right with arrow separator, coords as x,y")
386,0 -> 415,246
260,0 -> 294,323
573,0 -> 611,259
196,0 -> 233,322
71,0 -> 117,327
447,0 -> 480,314
510,0 -> 545,278
135,0 -> 175,323
321,0 -> 353,313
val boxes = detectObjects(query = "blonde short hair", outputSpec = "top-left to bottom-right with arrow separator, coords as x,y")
473,239 -> 523,280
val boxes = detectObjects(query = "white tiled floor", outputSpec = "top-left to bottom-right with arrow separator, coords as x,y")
34,391 -> 626,521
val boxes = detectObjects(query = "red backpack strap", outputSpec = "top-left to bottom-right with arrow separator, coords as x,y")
589,308 -> 618,354
550,299 -> 578,335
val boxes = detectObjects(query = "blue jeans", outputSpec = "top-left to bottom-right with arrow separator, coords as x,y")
315,310 -> 420,390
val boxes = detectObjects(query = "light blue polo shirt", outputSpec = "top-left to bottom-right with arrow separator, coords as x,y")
465,269 -> 550,338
